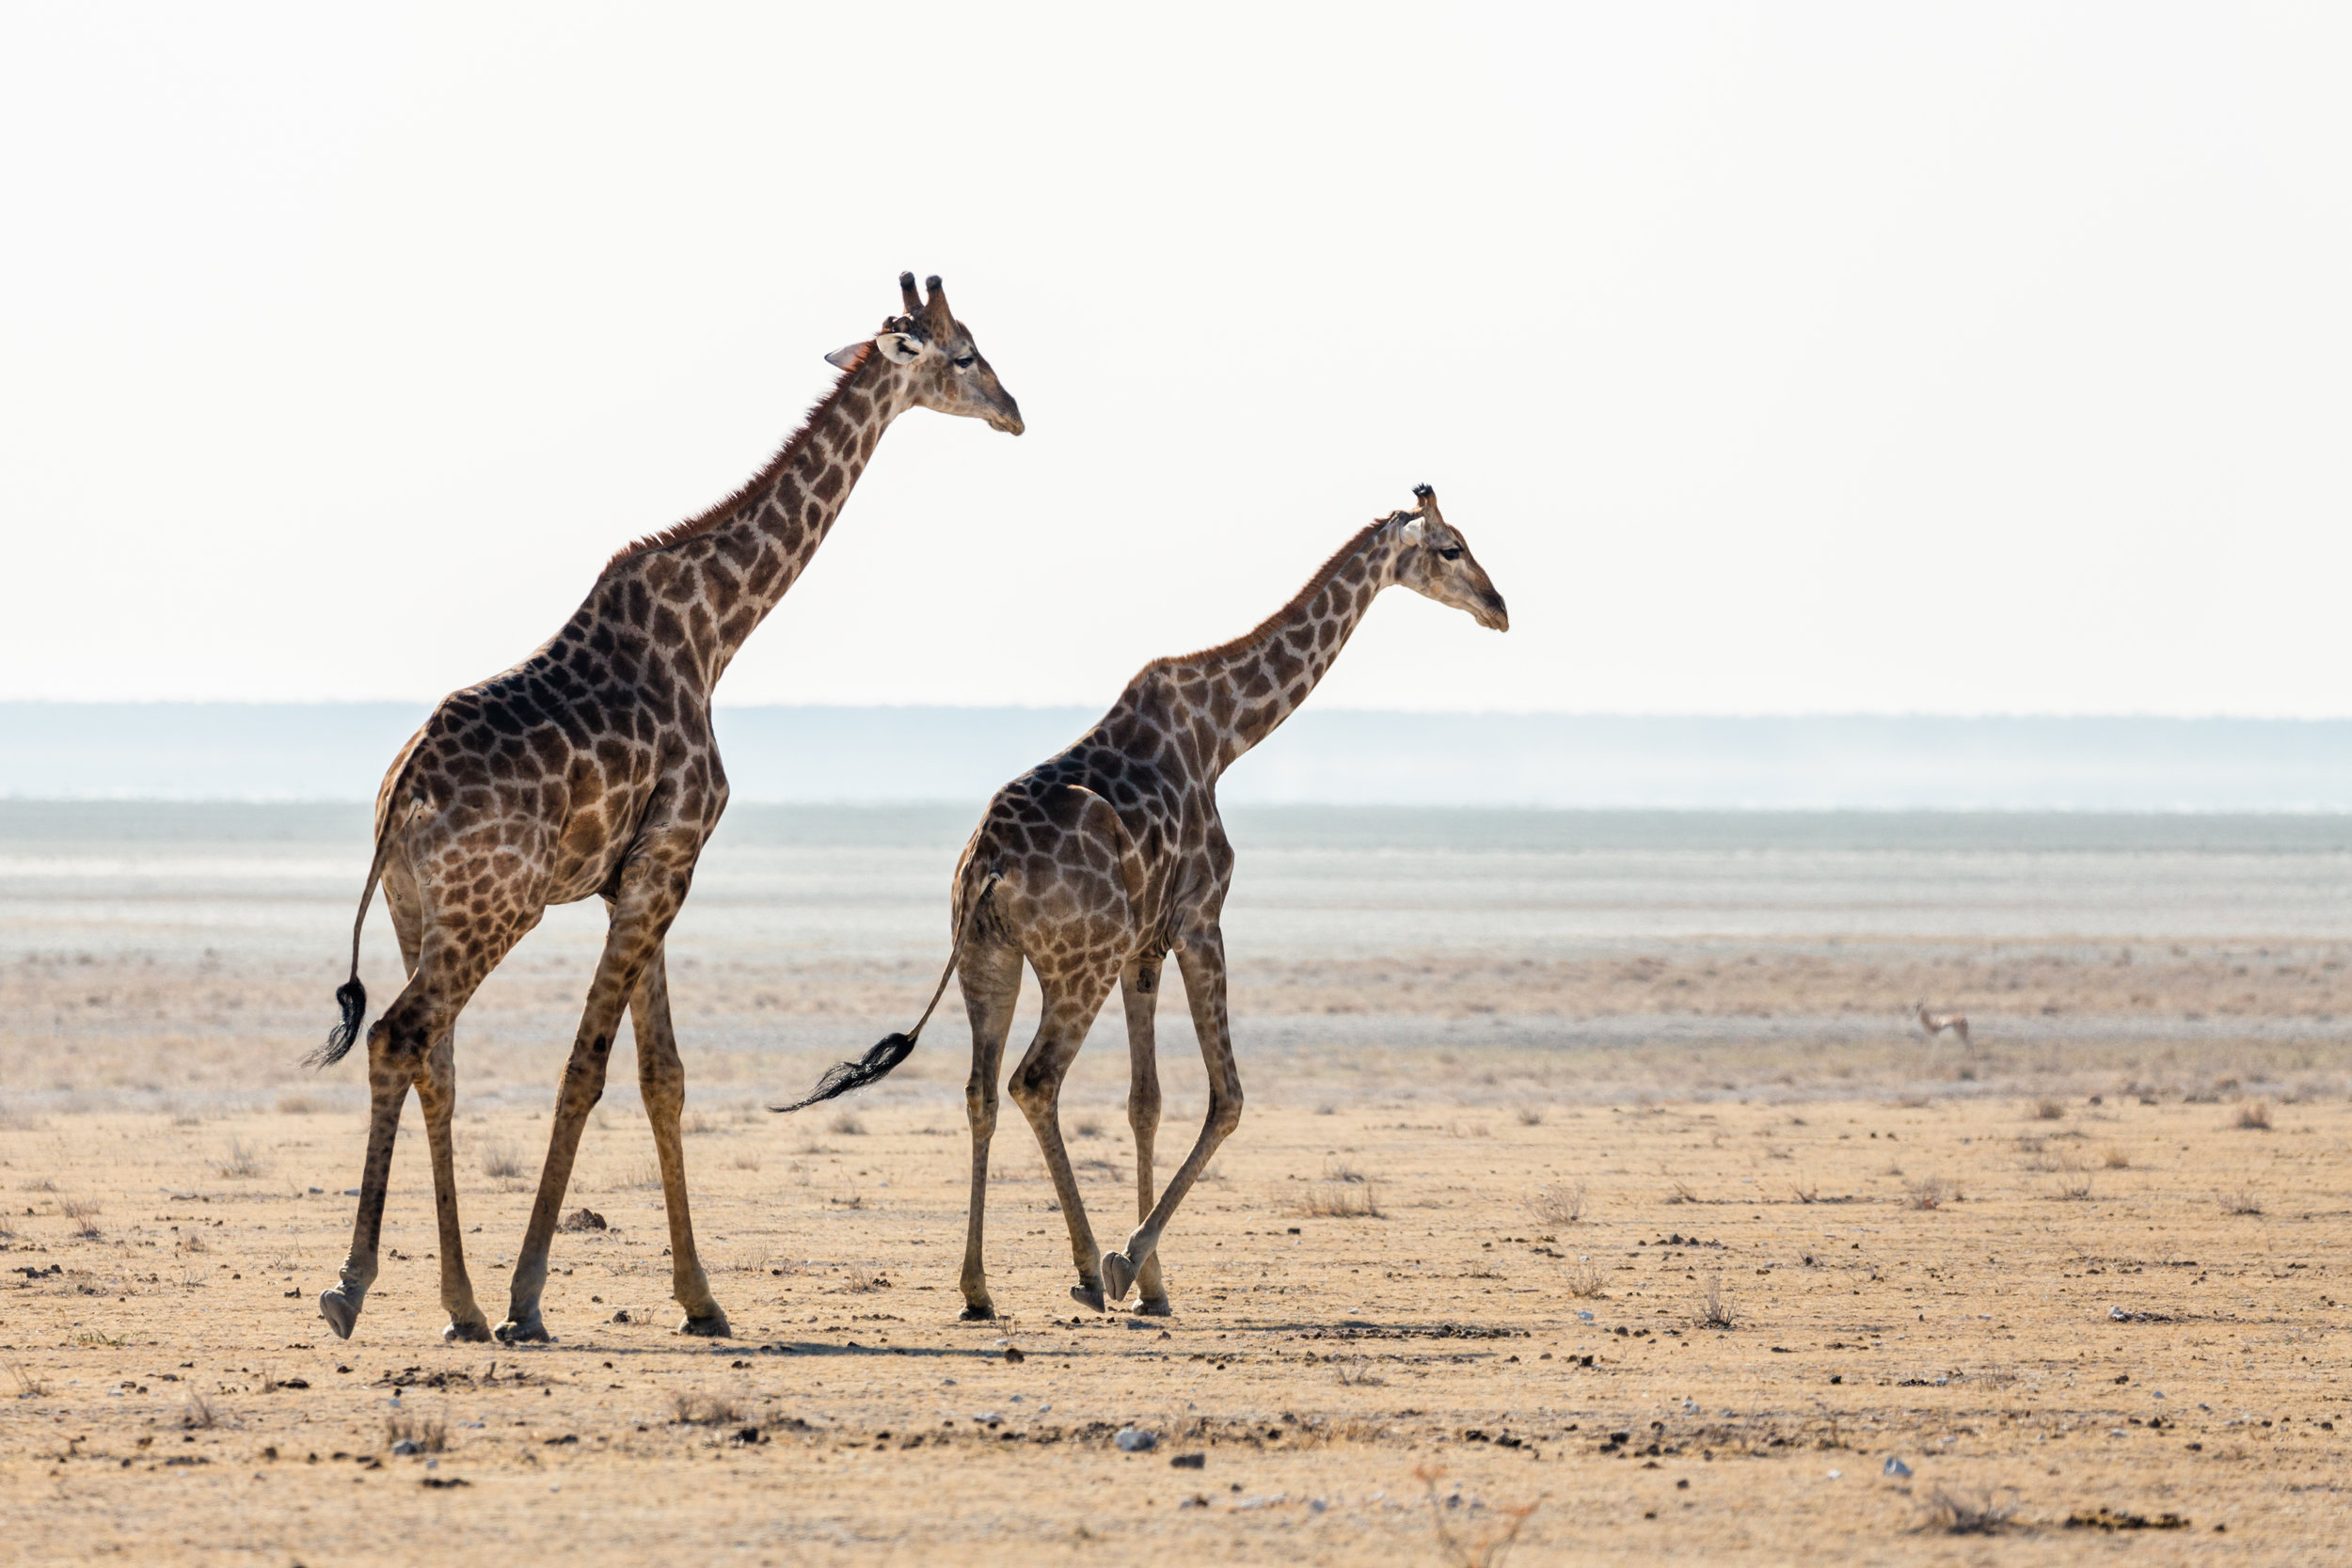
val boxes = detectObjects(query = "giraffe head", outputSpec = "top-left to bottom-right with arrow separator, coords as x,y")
827,272 -> 1024,436
1392,484 -> 1508,631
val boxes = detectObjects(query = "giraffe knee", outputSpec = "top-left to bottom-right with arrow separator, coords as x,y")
1209,1087 -> 1244,1138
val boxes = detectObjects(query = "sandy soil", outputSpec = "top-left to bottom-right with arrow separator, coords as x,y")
4,1089 -> 2344,1564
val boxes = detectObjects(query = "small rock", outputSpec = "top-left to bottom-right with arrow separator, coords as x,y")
1883,1457 -> 1912,1478
390,1439 -> 421,1457
1170,1452 -> 1205,1470
611,1309 -> 630,1324
1115,1427 -> 1158,1452
1003,1346 -> 1025,1364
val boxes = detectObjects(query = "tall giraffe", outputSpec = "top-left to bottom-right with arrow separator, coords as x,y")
313,273 -> 1022,1344
782,485 -> 1507,1317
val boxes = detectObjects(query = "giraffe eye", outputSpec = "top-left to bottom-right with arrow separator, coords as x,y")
953,355 -> 976,370
1438,546 -> 1462,562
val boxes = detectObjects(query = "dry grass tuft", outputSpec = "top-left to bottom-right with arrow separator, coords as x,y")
480,1143 -> 526,1180
731,1150 -> 761,1172
274,1093 -> 323,1115
671,1389 -> 746,1426
1530,1182 -> 1586,1226
1516,1106 -> 1544,1127
386,1411 -> 447,1451
1332,1354 -> 1387,1386
1073,1116 -> 1103,1139
182,1391 -> 218,1430
2218,1189 -> 2263,1216
58,1197 -> 102,1239
682,1111 -> 719,1135
1416,1462 -> 1540,1568
829,1110 -> 866,1137
2033,1099 -> 2067,1121
1917,1484 -> 2019,1535
217,1139 -> 264,1179
1565,1264 -> 1607,1299
1904,1177 -> 1948,1211
10,1364 -> 49,1400
2102,1148 -> 2131,1169
1301,1181 -> 1383,1219
2051,1154 -> 2095,1201
2235,1101 -> 2273,1131
1694,1271 -> 1736,1330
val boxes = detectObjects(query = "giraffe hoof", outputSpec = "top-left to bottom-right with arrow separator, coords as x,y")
440,1316 -> 494,1344
676,1309 -> 732,1338
1101,1251 -> 1137,1303
1069,1285 -> 1107,1313
318,1288 -> 360,1341
492,1314 -> 550,1344
958,1302 -> 997,1323
1135,1297 -> 1174,1317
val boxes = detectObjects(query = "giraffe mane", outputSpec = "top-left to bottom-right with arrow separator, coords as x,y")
601,339 -> 880,571
1149,515 -> 1400,672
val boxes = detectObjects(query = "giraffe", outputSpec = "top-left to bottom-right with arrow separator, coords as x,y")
310,273 -> 1022,1345
780,484 -> 1507,1317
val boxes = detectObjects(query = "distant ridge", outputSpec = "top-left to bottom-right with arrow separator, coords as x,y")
6,702 -> 2352,811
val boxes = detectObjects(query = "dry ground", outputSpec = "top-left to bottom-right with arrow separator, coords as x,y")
4,1089 -> 2345,1564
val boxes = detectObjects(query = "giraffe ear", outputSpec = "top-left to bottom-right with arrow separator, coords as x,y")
873,331 -> 923,365
1400,517 -> 1425,546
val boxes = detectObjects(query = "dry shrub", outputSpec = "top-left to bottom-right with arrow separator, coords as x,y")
1314,1102 -> 1338,1117
2051,1154 -> 2094,1201
1332,1354 -> 1387,1387
10,1364 -> 49,1399
1904,1177 -> 1947,1211
182,1392 -> 218,1430
829,1110 -> 866,1137
1416,1463 -> 1540,1568
1530,1182 -> 1586,1226
1073,1116 -> 1103,1139
1324,1159 -> 1367,1184
274,1094 -> 322,1116
2235,1101 -> 2273,1131
480,1143 -> 526,1180
672,1389 -> 746,1426
2033,1099 -> 2067,1121
2102,1148 -> 2131,1169
1666,1180 -> 1699,1205
58,1198 -> 101,1239
386,1411 -> 447,1451
1565,1264 -> 1607,1299
1918,1484 -> 2018,1535
731,1151 -> 761,1172
1301,1181 -> 1383,1219
1695,1272 -> 1736,1330
1516,1106 -> 1544,1127
682,1111 -> 718,1135
217,1139 -> 264,1179
2219,1190 -> 2263,1216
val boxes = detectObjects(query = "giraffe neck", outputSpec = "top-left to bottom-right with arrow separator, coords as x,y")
590,347 -> 916,695
1161,520 -> 1406,777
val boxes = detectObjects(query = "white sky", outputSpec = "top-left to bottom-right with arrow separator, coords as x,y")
3,5 -> 2345,716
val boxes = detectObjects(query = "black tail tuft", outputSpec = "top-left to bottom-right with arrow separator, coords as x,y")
307,978 -> 367,1069
770,1032 -> 916,1115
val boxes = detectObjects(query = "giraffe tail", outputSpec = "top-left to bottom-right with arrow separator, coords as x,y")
306,794 -> 407,1069
771,870 -> 1002,1114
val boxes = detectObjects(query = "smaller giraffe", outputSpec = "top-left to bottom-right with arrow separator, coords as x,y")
780,484 -> 1507,1318
1915,1000 -> 1972,1051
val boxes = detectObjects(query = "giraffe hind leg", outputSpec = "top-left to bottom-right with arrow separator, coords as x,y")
1120,958 -> 1171,1313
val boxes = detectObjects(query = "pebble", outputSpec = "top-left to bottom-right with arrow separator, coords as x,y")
1114,1426 -> 1157,1452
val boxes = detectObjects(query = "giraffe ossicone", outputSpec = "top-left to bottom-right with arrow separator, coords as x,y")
310,271 -> 1021,1345
783,484 -> 1507,1319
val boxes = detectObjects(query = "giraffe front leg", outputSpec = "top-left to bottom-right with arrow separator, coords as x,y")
1120,958 -> 1171,1314
633,948 -> 728,1337
1105,928 -> 1244,1296
498,856 -> 685,1342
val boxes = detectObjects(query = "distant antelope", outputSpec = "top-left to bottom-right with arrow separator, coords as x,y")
1915,1001 -> 1971,1050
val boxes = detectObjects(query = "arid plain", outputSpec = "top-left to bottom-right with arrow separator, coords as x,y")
4,803 -> 2348,1563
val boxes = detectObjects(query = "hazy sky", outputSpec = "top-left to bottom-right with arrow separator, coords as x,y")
4,5 -> 2344,715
